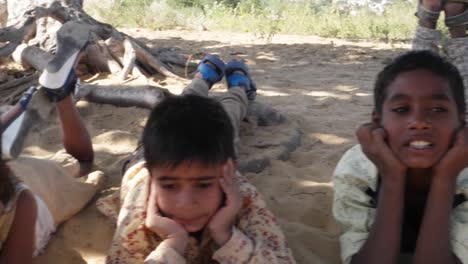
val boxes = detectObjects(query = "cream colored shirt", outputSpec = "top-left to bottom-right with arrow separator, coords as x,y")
333,144 -> 468,264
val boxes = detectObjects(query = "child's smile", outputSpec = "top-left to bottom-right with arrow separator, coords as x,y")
378,69 -> 463,170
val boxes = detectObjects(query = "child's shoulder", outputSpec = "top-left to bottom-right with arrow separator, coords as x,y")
236,172 -> 260,200
333,144 -> 378,191
456,168 -> 468,194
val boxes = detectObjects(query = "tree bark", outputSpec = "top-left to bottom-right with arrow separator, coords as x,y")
1,0 -> 191,81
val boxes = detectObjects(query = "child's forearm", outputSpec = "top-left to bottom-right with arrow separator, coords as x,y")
0,105 -> 24,132
144,236 -> 188,264
351,174 -> 405,264
413,175 -> 461,264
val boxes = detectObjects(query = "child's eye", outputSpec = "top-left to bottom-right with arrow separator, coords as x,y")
431,107 -> 447,113
391,106 -> 408,113
160,184 -> 177,190
197,183 -> 213,189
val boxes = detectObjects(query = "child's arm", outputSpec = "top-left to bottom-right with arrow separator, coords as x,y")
144,180 -> 188,264
0,86 -> 37,131
412,128 -> 468,264
0,190 -> 37,264
345,123 -> 407,264
210,161 -> 296,263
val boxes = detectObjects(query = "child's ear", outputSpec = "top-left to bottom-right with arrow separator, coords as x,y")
372,110 -> 381,125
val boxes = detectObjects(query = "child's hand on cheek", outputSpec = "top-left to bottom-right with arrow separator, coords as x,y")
357,122 -> 407,181
433,127 -> 468,181
145,185 -> 188,255
208,159 -> 242,247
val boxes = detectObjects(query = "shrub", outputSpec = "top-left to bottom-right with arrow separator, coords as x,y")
85,0 -> 418,41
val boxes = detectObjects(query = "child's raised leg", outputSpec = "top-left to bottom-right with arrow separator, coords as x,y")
444,2 -> 468,90
412,25 -> 442,51
221,60 -> 256,153
55,94 -> 93,176
444,1 -> 467,38
414,0 -> 468,91
412,0 -> 442,51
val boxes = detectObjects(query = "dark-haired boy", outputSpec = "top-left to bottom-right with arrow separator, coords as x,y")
333,50 -> 468,264
99,55 -> 296,263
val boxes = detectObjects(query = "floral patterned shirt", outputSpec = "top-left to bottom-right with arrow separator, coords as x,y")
97,161 -> 296,264
332,144 -> 468,264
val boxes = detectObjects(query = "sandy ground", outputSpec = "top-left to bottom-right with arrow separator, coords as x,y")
14,30 -> 411,263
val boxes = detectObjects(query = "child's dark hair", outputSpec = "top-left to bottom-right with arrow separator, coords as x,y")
0,123 -> 15,204
374,50 -> 466,114
142,94 -> 235,169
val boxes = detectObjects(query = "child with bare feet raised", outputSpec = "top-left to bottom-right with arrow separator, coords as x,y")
100,55 -> 296,263
333,50 -> 468,263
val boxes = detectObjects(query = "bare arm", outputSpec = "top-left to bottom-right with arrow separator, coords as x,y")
1,86 -> 37,131
413,128 -> 468,264
0,190 -> 37,264
350,123 -> 407,264
351,175 -> 405,264
0,105 -> 24,132
412,174 -> 461,264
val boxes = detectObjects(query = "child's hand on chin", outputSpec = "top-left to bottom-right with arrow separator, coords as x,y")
357,122 -> 407,181
208,159 -> 242,247
433,127 -> 468,181
145,186 -> 188,255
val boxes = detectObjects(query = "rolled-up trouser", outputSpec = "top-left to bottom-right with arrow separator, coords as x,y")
412,25 -> 442,52
447,36 -> 468,97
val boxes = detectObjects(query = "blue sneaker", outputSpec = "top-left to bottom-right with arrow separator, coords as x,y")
225,60 -> 256,100
196,54 -> 226,87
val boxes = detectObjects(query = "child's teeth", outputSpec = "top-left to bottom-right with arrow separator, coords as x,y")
410,141 -> 431,148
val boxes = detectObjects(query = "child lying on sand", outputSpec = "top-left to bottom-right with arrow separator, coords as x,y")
97,55 -> 296,263
333,50 -> 468,263
0,71 -> 104,263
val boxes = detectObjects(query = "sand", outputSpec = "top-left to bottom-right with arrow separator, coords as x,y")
13,29 -> 411,264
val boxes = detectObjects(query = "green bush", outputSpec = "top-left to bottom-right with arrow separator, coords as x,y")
85,0 -> 418,41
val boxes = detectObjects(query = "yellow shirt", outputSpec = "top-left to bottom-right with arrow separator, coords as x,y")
333,145 -> 468,264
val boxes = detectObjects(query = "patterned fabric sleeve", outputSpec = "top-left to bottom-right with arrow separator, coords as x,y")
333,146 -> 468,264
332,145 -> 378,264
450,170 -> 468,264
143,241 -> 186,264
212,173 -> 296,264
106,162 -> 161,264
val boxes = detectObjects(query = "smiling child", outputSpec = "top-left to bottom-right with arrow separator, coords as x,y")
333,50 -> 468,264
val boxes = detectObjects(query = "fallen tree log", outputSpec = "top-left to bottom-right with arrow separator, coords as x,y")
74,82 -> 301,174
1,0 -> 192,81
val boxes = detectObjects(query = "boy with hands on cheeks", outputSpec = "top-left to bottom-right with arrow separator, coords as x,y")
144,159 -> 243,258
333,50 -> 468,264
101,55 -> 295,264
